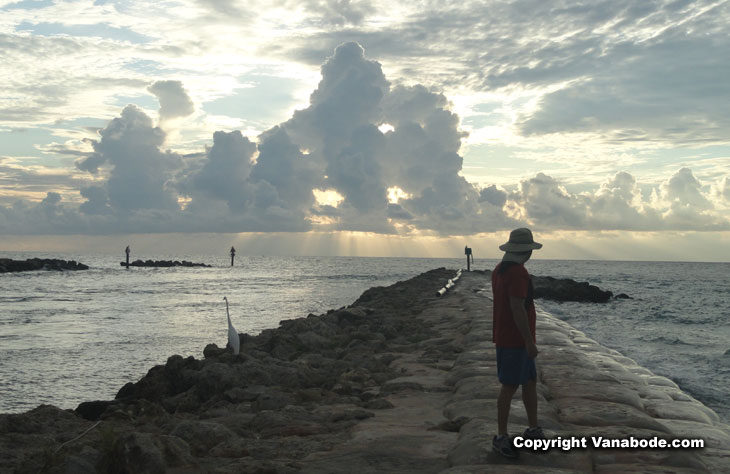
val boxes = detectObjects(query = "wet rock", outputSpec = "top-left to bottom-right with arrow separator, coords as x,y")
253,390 -> 296,412
76,400 -> 119,421
120,259 -> 211,267
0,258 -> 89,272
532,275 -> 614,302
104,432 -> 194,474
363,398 -> 395,410
169,420 -> 237,456
482,269 -> 621,302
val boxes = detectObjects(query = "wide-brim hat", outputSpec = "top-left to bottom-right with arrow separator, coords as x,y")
499,228 -> 543,252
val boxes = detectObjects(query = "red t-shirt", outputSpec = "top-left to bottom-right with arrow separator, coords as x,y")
492,262 -> 537,348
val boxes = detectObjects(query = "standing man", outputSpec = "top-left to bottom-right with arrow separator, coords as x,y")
491,228 -> 544,458
230,246 -> 236,267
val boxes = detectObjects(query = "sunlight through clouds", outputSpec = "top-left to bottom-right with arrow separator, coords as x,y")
1,0 -> 729,259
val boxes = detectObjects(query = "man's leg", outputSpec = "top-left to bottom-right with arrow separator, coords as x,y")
521,378 -> 538,428
497,383 -> 519,435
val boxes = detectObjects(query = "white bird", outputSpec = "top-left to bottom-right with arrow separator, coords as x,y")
223,296 -> 240,355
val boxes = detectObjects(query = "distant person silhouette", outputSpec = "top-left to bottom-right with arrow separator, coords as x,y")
230,246 -> 236,266
491,228 -> 544,458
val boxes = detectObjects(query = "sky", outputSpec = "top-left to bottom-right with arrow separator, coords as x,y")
1,0 -> 729,261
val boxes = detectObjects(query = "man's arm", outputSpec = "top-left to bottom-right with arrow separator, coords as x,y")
509,296 -> 538,359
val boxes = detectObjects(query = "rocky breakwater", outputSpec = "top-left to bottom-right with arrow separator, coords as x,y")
478,269 -> 620,303
120,259 -> 211,268
4,269 -> 726,473
0,258 -> 89,273
442,272 -> 730,473
0,267 -> 464,474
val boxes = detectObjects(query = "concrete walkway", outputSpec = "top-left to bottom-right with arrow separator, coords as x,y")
302,271 -> 730,473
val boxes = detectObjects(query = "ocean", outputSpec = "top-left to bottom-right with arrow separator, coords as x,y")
1,253 -> 728,424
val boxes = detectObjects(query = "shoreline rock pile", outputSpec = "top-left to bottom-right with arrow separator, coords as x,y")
0,258 -> 89,273
1,268 -> 455,474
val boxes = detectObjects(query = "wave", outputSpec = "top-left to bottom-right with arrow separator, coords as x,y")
0,296 -> 37,303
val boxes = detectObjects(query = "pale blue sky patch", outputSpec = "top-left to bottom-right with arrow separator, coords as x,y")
0,128 -> 57,157
461,143 -> 569,188
121,59 -> 172,76
2,0 -> 54,11
15,21 -> 152,43
202,75 -> 303,128
111,94 -> 159,111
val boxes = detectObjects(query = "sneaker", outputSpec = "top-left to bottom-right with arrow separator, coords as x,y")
523,426 -> 545,440
492,434 -> 518,458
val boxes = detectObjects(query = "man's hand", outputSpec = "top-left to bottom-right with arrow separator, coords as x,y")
527,342 -> 539,359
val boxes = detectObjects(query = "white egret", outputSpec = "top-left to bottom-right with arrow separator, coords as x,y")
223,296 -> 240,355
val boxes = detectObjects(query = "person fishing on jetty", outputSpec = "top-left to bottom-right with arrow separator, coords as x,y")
491,227 -> 544,458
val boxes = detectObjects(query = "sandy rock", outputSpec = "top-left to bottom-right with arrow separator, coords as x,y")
448,420 -> 591,471
656,419 -> 730,449
644,399 -> 720,424
546,379 -> 644,411
438,466 -> 585,473
553,397 -> 671,432
592,448 -> 707,472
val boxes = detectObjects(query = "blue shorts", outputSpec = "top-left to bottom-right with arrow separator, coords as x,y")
496,347 -> 537,386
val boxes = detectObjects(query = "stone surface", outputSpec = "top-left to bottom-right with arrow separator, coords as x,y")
120,259 -> 211,267
1,269 -> 726,473
0,258 -> 89,272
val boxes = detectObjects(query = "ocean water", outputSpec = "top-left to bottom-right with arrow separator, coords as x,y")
1,254 -> 728,425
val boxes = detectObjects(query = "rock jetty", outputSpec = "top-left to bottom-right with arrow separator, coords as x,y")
1,269 -> 727,473
479,269 -> 619,303
120,259 -> 211,268
0,258 -> 89,273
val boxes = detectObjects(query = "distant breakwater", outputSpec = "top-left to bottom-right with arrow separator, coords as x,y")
0,258 -> 88,273
477,269 -> 626,303
119,259 -> 211,268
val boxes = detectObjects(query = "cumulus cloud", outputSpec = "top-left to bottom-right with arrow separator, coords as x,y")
1,42 -> 729,236
715,176 -> 730,203
184,130 -> 257,210
77,104 -> 181,211
479,185 -> 507,208
147,80 -> 195,120
518,172 -> 588,228
512,168 -> 729,231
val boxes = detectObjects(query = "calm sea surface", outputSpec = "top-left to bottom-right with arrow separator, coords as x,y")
1,253 -> 728,423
